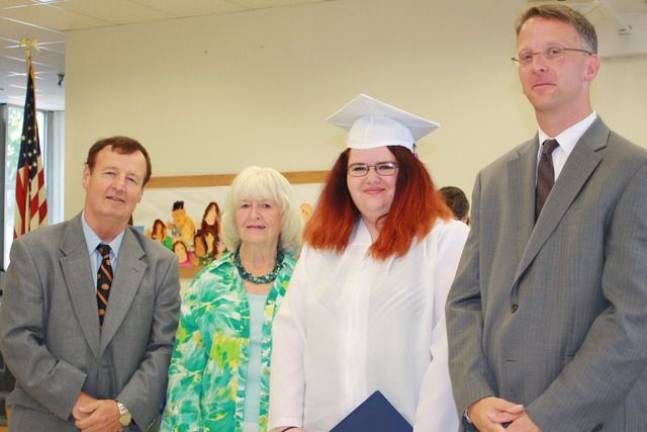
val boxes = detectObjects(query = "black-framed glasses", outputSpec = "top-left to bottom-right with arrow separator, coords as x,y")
347,161 -> 399,177
511,46 -> 592,66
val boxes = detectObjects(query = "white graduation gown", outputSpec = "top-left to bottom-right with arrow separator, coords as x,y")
268,218 -> 468,431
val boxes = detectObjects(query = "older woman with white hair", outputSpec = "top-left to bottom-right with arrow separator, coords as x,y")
161,166 -> 303,432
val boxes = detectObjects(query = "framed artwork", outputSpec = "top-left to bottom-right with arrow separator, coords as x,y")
132,171 -> 328,278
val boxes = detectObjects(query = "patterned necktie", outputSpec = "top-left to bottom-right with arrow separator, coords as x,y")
96,244 -> 113,326
536,139 -> 559,219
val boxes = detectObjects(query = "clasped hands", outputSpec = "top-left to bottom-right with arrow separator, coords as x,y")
72,391 -> 123,432
467,396 -> 541,432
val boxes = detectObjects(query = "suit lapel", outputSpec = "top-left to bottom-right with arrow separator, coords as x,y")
511,118 -> 609,290
99,228 -> 147,354
507,138 -> 538,257
59,214 -> 101,359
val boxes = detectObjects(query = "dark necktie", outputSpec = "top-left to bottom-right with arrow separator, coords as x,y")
536,139 -> 559,219
96,244 -> 113,326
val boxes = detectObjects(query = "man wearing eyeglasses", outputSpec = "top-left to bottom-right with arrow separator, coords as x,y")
446,4 -> 647,432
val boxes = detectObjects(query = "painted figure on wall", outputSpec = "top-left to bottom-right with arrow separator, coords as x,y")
193,230 -> 215,267
172,240 -> 195,268
300,202 -> 313,223
150,218 -> 173,250
169,201 -> 196,248
201,202 -> 220,234
201,201 -> 225,258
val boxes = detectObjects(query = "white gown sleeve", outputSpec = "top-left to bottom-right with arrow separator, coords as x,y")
268,247 -> 309,429
414,221 -> 469,431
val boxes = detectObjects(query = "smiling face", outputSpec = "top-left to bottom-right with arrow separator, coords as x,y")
517,17 -> 599,119
235,198 -> 282,248
82,146 -> 146,233
346,146 -> 398,224
173,241 -> 189,263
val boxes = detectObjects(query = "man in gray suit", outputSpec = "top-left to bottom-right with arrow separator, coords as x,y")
447,5 -> 647,432
0,136 -> 181,431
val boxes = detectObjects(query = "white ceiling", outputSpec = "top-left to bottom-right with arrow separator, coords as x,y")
2,0 -> 646,111
0,0 -> 331,110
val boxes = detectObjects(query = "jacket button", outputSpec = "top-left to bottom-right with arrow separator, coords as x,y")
511,303 -> 519,313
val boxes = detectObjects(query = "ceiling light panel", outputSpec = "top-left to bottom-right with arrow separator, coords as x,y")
0,0 -> 38,7
0,16 -> 63,41
60,0 -> 174,24
1,2 -> 109,30
131,0 -> 244,16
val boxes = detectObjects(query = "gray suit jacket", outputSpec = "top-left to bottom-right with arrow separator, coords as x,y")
446,118 -> 647,432
0,214 -> 181,431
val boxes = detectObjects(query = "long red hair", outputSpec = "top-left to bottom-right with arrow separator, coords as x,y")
304,146 -> 451,259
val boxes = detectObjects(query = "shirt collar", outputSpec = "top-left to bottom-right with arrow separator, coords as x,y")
81,211 -> 125,258
350,218 -> 373,247
538,111 -> 597,156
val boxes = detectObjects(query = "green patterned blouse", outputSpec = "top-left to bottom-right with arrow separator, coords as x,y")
161,250 -> 296,432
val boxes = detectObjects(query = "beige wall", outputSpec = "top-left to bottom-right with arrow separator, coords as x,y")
64,0 -> 647,217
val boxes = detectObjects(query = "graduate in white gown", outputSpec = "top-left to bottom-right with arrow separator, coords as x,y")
268,94 -> 469,432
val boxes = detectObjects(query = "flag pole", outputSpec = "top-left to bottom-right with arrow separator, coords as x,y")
19,37 -> 38,60
13,37 -> 47,238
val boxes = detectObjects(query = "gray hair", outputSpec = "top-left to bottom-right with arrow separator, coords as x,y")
221,166 -> 303,254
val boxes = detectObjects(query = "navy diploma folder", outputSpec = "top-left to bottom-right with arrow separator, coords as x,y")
331,391 -> 413,432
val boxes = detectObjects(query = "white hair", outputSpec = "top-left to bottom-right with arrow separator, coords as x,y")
221,166 -> 303,254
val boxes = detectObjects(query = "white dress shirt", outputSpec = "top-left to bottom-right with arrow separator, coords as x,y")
268,218 -> 469,432
537,111 -> 597,182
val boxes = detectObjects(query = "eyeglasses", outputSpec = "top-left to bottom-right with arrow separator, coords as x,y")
347,161 -> 399,177
511,46 -> 592,67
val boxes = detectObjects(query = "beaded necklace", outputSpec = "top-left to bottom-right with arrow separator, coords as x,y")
234,246 -> 284,284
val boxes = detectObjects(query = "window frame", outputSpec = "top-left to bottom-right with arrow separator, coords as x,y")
0,103 -> 64,270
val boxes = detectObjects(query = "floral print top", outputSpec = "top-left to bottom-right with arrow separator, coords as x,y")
161,250 -> 296,432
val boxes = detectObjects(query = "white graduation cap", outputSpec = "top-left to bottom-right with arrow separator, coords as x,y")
327,93 -> 440,152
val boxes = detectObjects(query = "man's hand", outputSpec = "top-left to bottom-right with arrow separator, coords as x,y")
467,396 -> 525,432
72,392 -> 97,421
74,399 -> 123,432
506,412 -> 542,432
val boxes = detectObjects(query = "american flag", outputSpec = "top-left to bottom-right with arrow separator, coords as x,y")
14,56 -> 47,238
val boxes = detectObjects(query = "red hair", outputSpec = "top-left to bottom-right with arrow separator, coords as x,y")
304,146 -> 451,259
